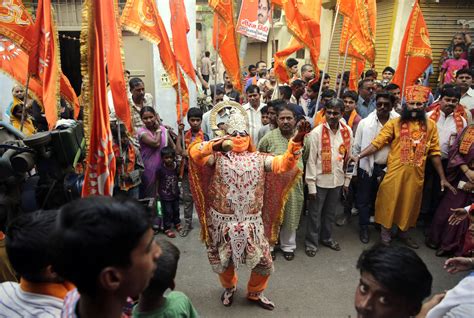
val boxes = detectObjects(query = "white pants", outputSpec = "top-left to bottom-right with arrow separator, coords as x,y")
279,225 -> 297,252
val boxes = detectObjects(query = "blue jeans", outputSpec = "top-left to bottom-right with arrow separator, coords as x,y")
356,165 -> 385,227
161,199 -> 181,230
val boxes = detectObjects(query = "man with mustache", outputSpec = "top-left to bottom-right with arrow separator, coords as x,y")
129,77 -> 154,131
353,86 -> 456,248
421,85 -> 466,226
305,98 -> 354,255
188,102 -> 310,310
258,104 -> 306,261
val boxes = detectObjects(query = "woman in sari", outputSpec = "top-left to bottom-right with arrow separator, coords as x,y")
427,125 -> 474,256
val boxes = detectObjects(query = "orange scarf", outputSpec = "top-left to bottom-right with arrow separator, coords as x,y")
20,279 -> 75,300
400,121 -> 427,166
347,110 -> 358,128
314,109 -> 326,126
321,123 -> 351,174
184,129 -> 205,148
429,106 -> 464,134
113,144 -> 137,191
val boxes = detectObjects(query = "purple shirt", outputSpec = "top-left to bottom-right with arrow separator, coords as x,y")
157,162 -> 179,201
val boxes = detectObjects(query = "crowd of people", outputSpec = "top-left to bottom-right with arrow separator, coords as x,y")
1,30 -> 474,317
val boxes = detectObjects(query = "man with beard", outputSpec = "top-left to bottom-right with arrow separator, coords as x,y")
188,102 -> 309,310
353,92 -> 399,243
305,99 -> 353,255
222,71 -> 240,102
353,86 -> 456,247
258,104 -> 305,261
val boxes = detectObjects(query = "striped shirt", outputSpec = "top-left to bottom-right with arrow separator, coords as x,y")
0,282 -> 63,317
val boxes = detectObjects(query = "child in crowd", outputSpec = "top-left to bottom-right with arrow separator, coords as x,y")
157,146 -> 182,238
440,43 -> 469,85
176,108 -> 209,237
0,210 -> 75,316
53,196 -> 161,318
112,121 -> 144,199
260,105 -> 270,126
137,106 -> 174,198
133,239 -> 198,318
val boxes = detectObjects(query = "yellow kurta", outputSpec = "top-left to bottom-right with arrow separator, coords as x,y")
371,118 -> 441,231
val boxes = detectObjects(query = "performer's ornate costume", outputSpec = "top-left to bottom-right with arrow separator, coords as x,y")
188,101 -> 303,309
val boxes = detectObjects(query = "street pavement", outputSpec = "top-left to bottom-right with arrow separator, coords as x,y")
169,213 -> 465,317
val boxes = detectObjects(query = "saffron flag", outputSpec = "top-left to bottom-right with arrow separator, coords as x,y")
392,0 -> 432,89
121,0 -> 190,121
338,0 -> 376,65
99,0 -> 132,133
0,0 -> 79,121
209,0 -> 242,92
27,0 -> 61,130
0,0 -> 34,52
169,0 -> 196,83
81,0 -> 116,197
0,36 -> 43,103
272,0 -> 322,82
349,58 -> 365,91
273,37 -> 304,83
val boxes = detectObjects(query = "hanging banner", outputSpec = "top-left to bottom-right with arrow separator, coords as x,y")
236,0 -> 271,42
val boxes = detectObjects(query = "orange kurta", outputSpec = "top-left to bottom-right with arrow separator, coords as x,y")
371,118 -> 441,231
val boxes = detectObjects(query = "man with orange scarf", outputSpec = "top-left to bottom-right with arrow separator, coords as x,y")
0,211 -> 74,315
188,101 -> 309,310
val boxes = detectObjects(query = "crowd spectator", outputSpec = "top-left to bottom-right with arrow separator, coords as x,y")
301,64 -> 315,83
381,66 -> 395,86
132,240 -> 198,318
439,32 -> 471,71
440,44 -> 469,85
52,196 -> 161,317
200,51 -> 212,92
257,99 -> 283,142
258,104 -> 305,261
243,85 -> 266,145
305,99 -> 353,256
129,78 -> 154,131
456,68 -> 474,110
356,79 -> 376,119
286,58 -> 299,83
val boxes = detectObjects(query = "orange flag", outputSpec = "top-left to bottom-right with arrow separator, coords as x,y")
121,0 -> 189,121
0,0 -> 79,120
81,0 -> 116,197
338,0 -> 376,65
27,0 -> 61,130
349,58 -> 365,91
273,0 -> 322,81
0,36 -> 43,103
0,0 -> 34,52
169,0 -> 196,83
209,0 -> 242,92
98,0 -> 132,133
273,37 -> 304,83
392,0 -> 432,90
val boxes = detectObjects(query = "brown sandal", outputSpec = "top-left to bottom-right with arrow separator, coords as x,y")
248,292 -> 275,311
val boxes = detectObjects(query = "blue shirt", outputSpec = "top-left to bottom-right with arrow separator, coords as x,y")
356,96 -> 376,119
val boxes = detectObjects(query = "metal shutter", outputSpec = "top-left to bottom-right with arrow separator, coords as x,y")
327,0 -> 396,84
420,0 -> 474,88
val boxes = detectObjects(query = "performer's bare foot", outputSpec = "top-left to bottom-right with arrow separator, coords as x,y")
221,287 -> 236,307
248,292 -> 275,311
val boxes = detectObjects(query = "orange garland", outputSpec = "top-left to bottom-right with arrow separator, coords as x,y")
429,106 -> 464,134
400,122 -> 427,166
321,123 -> 351,174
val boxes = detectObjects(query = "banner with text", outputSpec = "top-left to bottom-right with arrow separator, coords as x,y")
236,0 -> 271,42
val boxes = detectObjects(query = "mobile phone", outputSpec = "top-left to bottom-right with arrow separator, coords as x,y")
346,161 -> 356,174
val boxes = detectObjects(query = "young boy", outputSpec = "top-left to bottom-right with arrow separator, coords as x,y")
112,122 -> 144,199
52,196 -> 161,318
157,146 -> 182,238
132,239 -> 198,318
0,210 -> 75,316
176,108 -> 209,237
441,43 -> 469,84
342,90 -> 362,134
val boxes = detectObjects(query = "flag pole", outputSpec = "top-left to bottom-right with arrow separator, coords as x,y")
116,119 -> 125,178
271,4 -> 280,99
20,74 -> 31,132
337,38 -> 350,97
400,56 -> 410,105
333,54 -> 341,90
176,61 -> 186,154
315,2 -> 340,113
213,18 -> 220,101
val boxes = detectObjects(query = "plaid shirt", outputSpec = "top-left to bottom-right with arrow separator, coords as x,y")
129,93 -> 154,132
